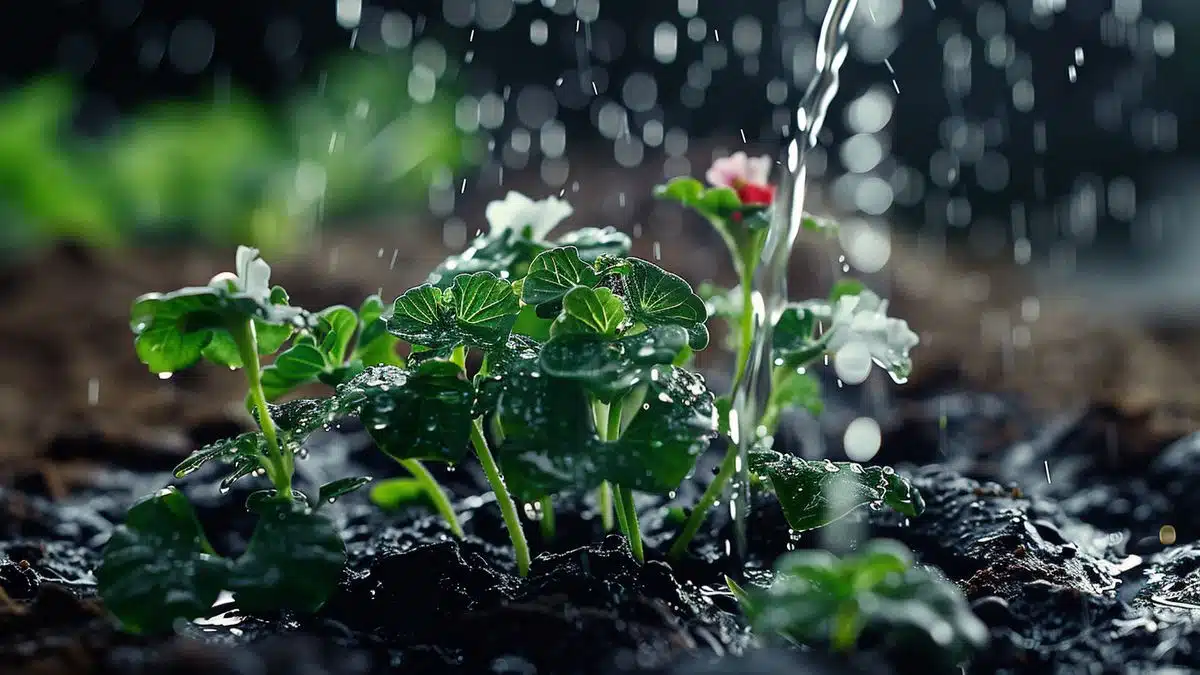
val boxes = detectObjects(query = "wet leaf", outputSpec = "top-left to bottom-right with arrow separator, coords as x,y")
495,364 -> 715,500
388,272 -> 520,350
317,476 -> 372,506
228,496 -> 345,614
749,449 -> 924,532
744,540 -> 987,662
260,342 -> 327,400
131,280 -> 307,374
555,226 -> 631,262
474,335 -> 541,419
539,325 -> 687,400
369,477 -> 430,510
622,258 -> 710,349
553,286 -> 625,337
773,305 -> 828,369
341,362 -> 475,463
96,487 -> 229,634
521,246 -> 600,308
172,432 -> 265,479
317,305 -> 358,363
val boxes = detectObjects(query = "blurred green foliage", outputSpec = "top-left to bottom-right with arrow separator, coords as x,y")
0,53 -> 469,259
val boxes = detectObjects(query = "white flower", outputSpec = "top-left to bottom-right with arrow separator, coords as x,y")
209,246 -> 271,300
484,191 -> 574,240
705,151 -> 773,189
823,290 -> 919,380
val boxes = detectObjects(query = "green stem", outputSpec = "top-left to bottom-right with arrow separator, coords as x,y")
398,458 -> 464,539
669,442 -> 740,560
230,319 -> 290,495
612,484 -> 630,536
539,496 -> 556,543
606,400 -> 623,440
758,367 -> 789,435
450,345 -> 467,368
598,481 -> 614,532
731,274 -> 756,388
618,485 -> 644,563
470,418 -> 530,576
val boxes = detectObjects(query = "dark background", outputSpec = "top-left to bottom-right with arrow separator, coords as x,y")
1,0 -> 1194,264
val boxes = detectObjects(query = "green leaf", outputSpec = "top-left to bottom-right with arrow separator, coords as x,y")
553,286 -> 625,337
369,477 -> 431,510
555,227 -> 631,262
261,342 -> 327,401
512,304 -> 553,341
746,540 -> 987,663
653,177 -> 765,223
773,305 -> 828,368
358,294 -> 388,325
317,476 -> 372,506
172,432 -> 266,479
474,335 -> 541,419
521,246 -> 601,308
388,272 -> 520,350
495,364 -> 715,500
318,305 -> 359,363
227,496 -> 345,613
96,487 -> 229,634
539,325 -> 687,400
749,449 -> 924,532
770,368 -> 824,418
622,258 -> 709,349
341,362 -> 475,462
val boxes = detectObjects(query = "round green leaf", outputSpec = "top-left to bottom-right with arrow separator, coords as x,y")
622,258 -> 710,350
341,363 -> 475,463
521,246 -> 601,307
261,342 -> 327,400
96,487 -> 230,634
388,272 -> 520,350
227,496 -> 345,614
553,286 -> 625,337
539,325 -> 687,400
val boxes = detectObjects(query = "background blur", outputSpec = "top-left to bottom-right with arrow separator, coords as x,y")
2,0 -> 1199,463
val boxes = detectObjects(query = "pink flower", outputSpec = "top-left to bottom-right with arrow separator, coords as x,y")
705,152 -> 775,206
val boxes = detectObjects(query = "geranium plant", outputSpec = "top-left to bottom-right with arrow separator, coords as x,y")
655,154 -> 922,558
97,185 -> 925,634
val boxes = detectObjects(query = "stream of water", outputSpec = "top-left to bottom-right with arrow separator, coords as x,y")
729,0 -> 861,560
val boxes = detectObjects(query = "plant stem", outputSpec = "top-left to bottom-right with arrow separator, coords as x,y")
669,442 -> 740,560
539,496 -> 556,543
230,319 -> 290,495
618,485 -> 644,563
731,274 -> 756,387
398,458 -> 464,539
606,401 -> 623,439
470,418 -> 530,577
612,484 -> 630,536
450,344 -> 467,368
598,481 -> 614,532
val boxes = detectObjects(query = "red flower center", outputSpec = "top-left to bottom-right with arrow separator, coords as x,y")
732,179 -> 775,206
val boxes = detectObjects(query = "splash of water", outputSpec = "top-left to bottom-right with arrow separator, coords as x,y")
730,0 -> 861,560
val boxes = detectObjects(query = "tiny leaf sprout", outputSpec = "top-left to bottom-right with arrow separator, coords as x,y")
655,162 -> 924,559
729,540 -> 988,666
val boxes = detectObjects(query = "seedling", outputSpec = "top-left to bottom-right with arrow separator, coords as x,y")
99,247 -> 361,633
656,157 -> 923,558
727,540 -> 987,664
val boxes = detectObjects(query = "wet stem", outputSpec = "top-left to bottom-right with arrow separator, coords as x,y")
597,399 -> 644,563
668,237 -> 763,560
539,496 -> 555,543
230,319 -> 291,496
399,458 -> 464,539
470,417 -> 531,576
